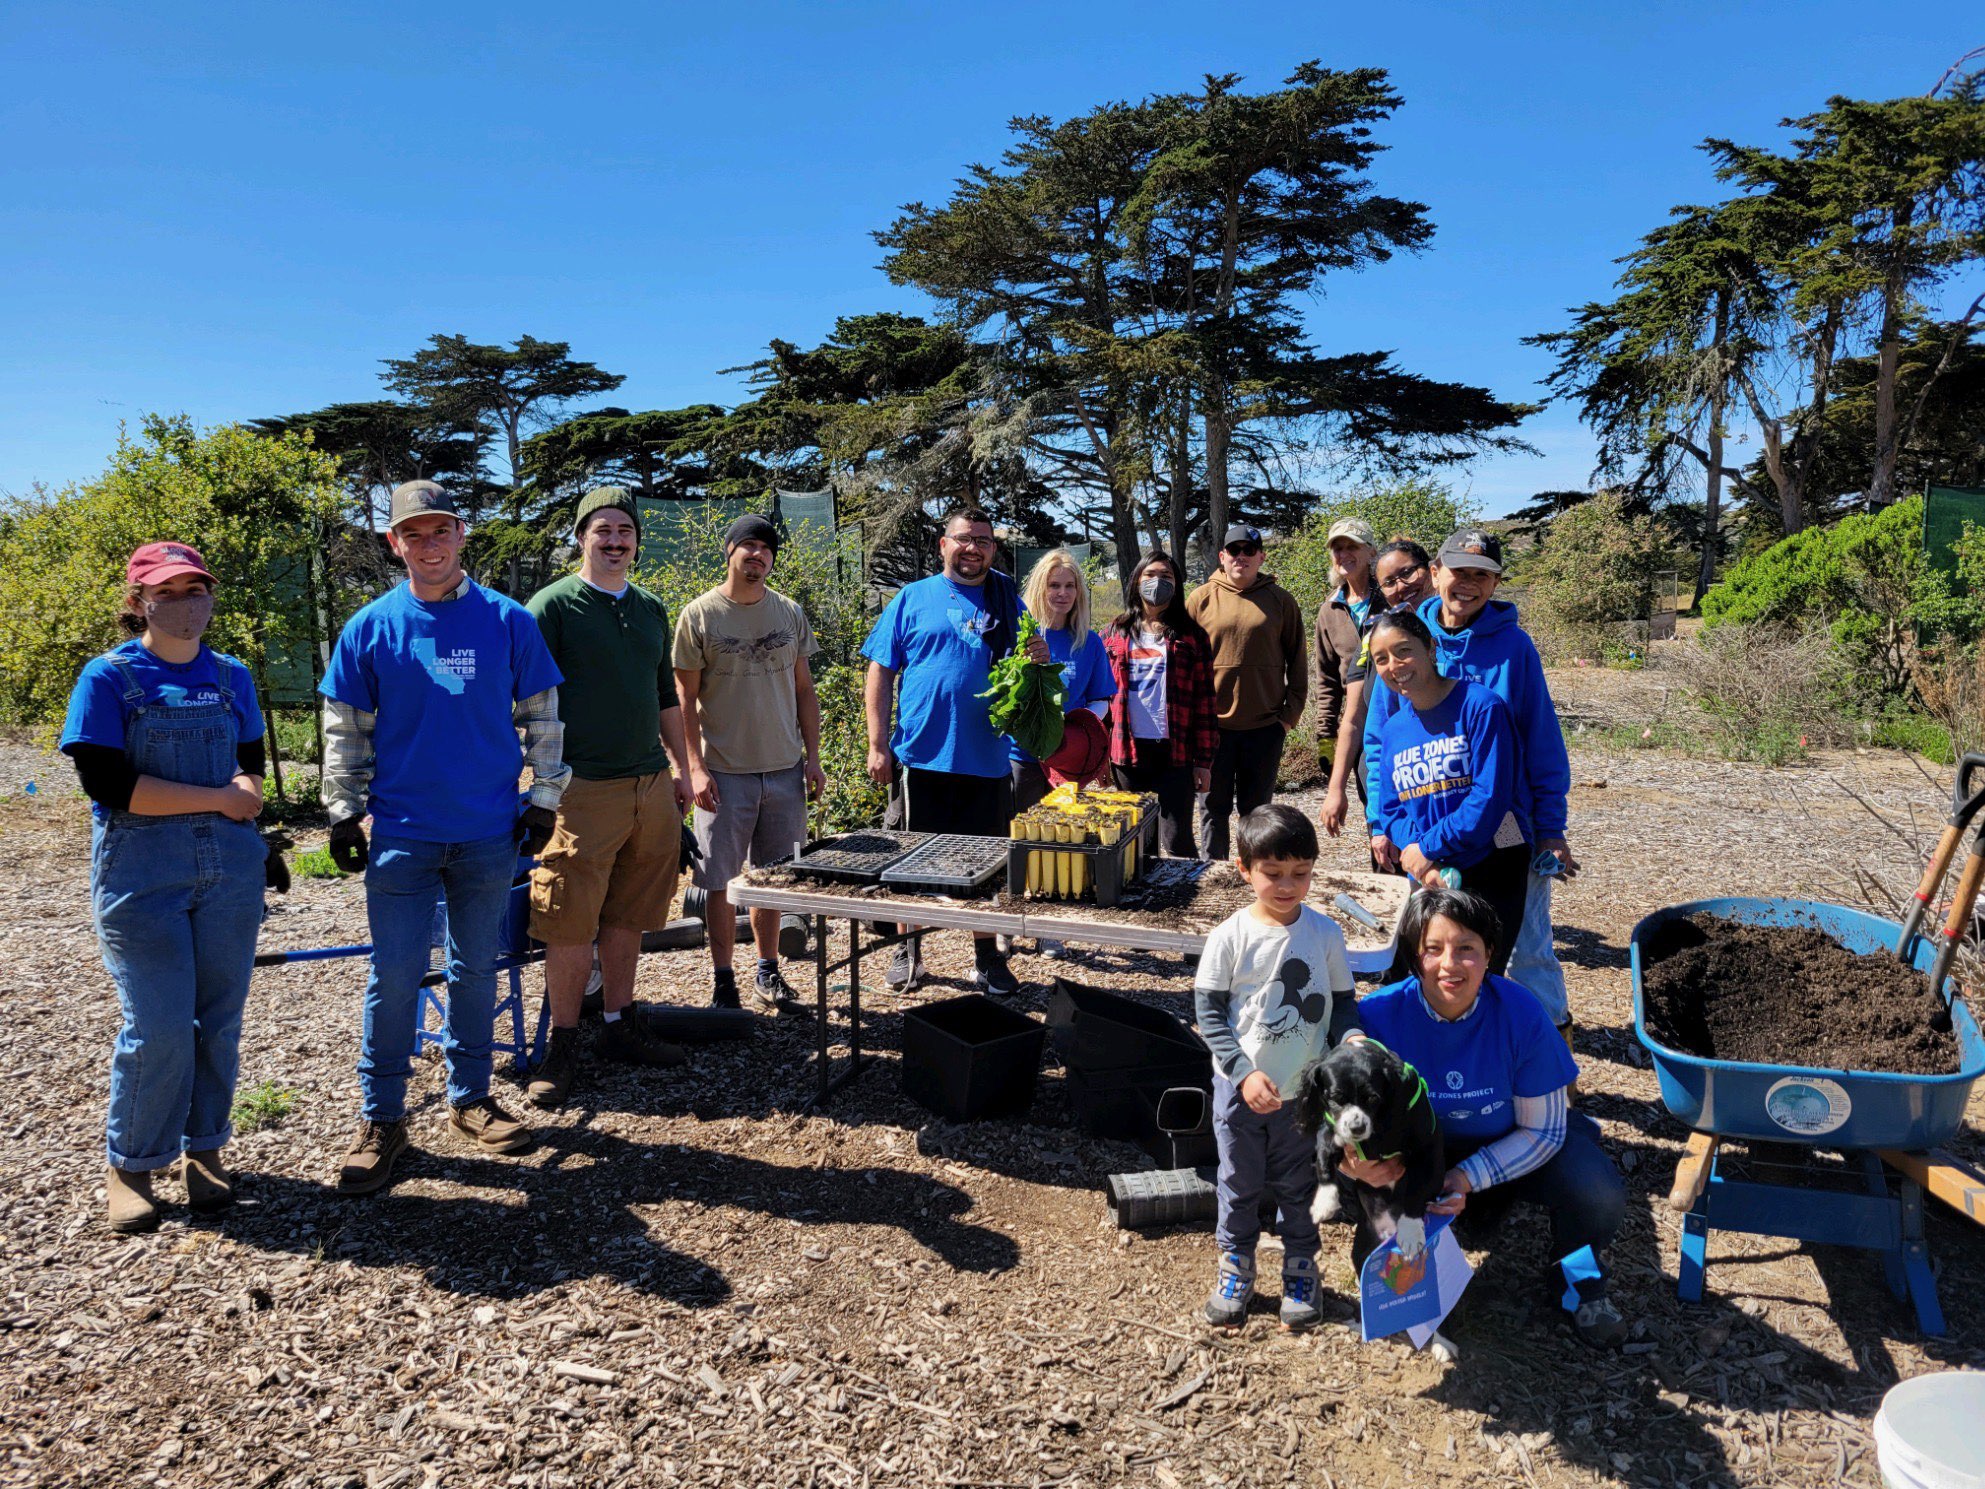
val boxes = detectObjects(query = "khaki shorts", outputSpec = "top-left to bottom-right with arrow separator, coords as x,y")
528,771 -> 682,944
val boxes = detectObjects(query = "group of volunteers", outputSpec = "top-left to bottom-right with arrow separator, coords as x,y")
67,490 -> 1625,1349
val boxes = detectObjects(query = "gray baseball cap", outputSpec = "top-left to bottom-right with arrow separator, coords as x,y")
1434,528 -> 1505,574
388,480 -> 459,530
1222,523 -> 1264,549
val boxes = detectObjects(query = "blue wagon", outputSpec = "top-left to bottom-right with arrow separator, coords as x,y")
1631,896 -> 1985,1336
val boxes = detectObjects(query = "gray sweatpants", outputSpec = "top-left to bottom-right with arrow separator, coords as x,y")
1213,1073 -> 1320,1260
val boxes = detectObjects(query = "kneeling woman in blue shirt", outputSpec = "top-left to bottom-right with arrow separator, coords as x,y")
61,543 -> 273,1234
1348,888 -> 1627,1348
1367,606 -> 1529,974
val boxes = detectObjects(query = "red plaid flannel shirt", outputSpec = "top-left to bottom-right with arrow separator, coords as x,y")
1102,626 -> 1219,771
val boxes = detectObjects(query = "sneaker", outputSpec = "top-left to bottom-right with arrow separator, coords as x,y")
1205,1250 -> 1256,1329
885,937 -> 924,990
712,971 -> 742,1010
182,1149 -> 233,1214
526,1026 -> 583,1109
337,1119 -> 410,1196
973,954 -> 1021,999
1039,939 -> 1068,960
753,964 -> 801,1009
448,1096 -> 534,1155
597,1014 -> 688,1069
1572,1290 -> 1628,1349
106,1166 -> 159,1234
1280,1255 -> 1323,1332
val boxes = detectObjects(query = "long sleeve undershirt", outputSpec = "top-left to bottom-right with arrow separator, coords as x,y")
68,738 -> 266,812
320,689 -> 568,824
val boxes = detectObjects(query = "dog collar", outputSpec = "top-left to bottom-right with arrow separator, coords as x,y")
1330,1038 -> 1428,1164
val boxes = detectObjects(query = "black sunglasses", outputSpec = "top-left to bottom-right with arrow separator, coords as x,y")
1224,542 -> 1263,557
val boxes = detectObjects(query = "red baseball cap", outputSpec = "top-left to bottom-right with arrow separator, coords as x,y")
127,542 -> 216,587
1043,709 -> 1110,787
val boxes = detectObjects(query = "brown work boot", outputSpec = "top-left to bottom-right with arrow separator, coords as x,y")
449,1096 -> 534,1154
337,1119 -> 410,1196
106,1166 -> 160,1234
597,1012 -> 687,1069
182,1149 -> 234,1214
526,1026 -> 583,1109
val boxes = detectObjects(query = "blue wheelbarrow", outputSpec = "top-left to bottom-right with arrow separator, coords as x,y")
1632,892 -> 1985,1336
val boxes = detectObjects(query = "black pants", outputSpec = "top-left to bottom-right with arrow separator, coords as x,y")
1201,723 -> 1285,861
1112,756 -> 1198,858
1011,760 -> 1050,815
1384,841 -> 1530,982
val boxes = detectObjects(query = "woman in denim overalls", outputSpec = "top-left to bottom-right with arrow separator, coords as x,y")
60,543 -> 273,1233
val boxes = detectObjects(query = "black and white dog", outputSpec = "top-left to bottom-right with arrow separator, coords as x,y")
1294,1038 -> 1460,1361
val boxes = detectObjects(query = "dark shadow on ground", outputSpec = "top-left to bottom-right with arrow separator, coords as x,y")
220,1118 -> 1020,1301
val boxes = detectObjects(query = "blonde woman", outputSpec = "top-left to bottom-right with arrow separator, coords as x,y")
1009,548 -> 1117,812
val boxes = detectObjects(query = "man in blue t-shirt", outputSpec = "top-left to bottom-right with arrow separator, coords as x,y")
860,506 -> 1048,995
318,481 -> 571,1196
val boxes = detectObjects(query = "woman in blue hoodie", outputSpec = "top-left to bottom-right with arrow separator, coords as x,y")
1361,531 -> 1573,1026
1367,607 -> 1530,973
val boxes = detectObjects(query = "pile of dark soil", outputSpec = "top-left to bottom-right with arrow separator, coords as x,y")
1641,913 -> 1961,1074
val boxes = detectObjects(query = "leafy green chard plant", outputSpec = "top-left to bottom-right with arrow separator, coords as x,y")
979,612 -> 1066,761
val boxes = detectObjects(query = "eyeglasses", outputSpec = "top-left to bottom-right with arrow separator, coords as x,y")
1379,563 -> 1426,590
1224,542 -> 1262,558
944,531 -> 994,548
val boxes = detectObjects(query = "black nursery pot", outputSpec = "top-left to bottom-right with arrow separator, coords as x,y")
901,995 -> 1047,1121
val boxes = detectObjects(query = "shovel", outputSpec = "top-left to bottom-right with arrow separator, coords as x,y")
1898,753 -> 1985,1034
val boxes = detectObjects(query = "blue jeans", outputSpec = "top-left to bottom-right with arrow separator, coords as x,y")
93,814 -> 267,1171
1507,866 -> 1569,1026
1459,1112 -> 1625,1283
1212,1074 -> 1320,1261
358,832 -> 516,1120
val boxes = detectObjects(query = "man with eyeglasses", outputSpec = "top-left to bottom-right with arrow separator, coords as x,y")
1319,538 -> 1435,843
861,506 -> 1049,995
1185,523 -> 1308,862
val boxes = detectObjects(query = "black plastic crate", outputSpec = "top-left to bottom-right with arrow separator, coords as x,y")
1046,980 -> 1206,1072
1063,1059 -> 1213,1143
1007,799 -> 1159,907
901,995 -> 1046,1122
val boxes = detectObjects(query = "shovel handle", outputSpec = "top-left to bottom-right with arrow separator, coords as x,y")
1898,755 -> 1985,956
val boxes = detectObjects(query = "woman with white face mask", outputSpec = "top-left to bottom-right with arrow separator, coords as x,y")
60,543 -> 275,1234
1101,550 -> 1218,857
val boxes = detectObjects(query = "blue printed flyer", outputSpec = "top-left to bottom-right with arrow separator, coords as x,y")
1358,1213 -> 1474,1346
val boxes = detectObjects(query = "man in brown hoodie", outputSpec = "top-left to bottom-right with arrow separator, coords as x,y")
1185,523 -> 1308,860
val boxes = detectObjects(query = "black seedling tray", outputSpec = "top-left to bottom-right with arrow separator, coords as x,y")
786,831 -> 929,884
880,834 -> 1010,892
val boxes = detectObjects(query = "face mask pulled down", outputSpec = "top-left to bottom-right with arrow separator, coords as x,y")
145,592 -> 214,642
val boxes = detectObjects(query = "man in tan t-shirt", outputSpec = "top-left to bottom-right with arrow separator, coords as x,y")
674,514 -> 826,1008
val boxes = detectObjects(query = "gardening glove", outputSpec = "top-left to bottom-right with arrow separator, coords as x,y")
679,828 -> 703,875
1318,736 -> 1337,772
263,836 -> 291,895
517,804 -> 558,859
328,817 -> 368,874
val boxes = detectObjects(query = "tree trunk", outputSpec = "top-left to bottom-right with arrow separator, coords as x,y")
1868,277 -> 1907,509
1168,403 -> 1193,563
1203,391 -> 1231,584
1696,299 -> 1729,608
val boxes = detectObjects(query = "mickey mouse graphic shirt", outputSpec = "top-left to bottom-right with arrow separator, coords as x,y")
1194,904 -> 1358,1093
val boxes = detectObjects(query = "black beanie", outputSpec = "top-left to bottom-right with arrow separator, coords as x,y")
724,513 -> 781,556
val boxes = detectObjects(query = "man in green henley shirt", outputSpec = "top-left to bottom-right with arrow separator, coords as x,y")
523,487 -> 696,1108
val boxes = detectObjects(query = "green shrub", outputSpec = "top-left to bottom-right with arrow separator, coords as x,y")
1702,498 -> 1926,702
1516,491 -> 1678,663
293,846 -> 347,880
0,416 -> 345,731
1865,707 -> 1954,763
1275,478 -> 1480,620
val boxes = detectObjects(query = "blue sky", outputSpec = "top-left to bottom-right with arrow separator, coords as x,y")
3,1 -> 1979,511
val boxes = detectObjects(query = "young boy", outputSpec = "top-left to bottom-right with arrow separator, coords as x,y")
1194,803 -> 1359,1330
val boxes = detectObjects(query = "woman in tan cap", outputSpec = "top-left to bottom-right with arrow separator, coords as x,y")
59,543 -> 274,1233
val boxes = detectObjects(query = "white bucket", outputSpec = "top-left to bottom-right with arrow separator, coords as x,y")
1876,1373 -> 1985,1489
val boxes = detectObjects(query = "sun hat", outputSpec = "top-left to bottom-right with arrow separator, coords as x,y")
1042,709 -> 1111,787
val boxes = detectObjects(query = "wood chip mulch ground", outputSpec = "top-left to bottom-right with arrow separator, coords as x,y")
3,701 -> 1983,1488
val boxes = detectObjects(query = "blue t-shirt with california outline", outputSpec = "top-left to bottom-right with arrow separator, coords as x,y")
860,573 -> 1027,779
320,581 -> 563,843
